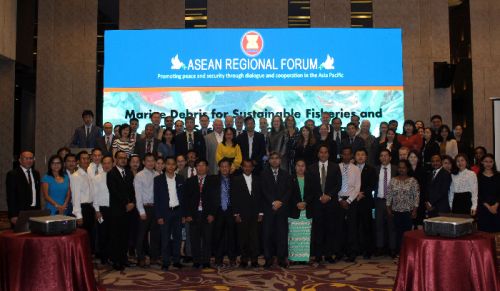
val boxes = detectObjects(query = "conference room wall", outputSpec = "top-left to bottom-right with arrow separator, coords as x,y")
119,0 -> 185,29
0,0 -> 16,60
470,0 -> 500,152
208,0 -> 288,28
0,59 -> 15,212
310,0 -> 351,28
373,0 -> 452,128
35,0 -> 97,171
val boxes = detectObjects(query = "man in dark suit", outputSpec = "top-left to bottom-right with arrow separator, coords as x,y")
199,114 -> 213,136
261,152 -> 292,268
134,123 -> 160,159
211,159 -> 237,267
313,112 -> 333,137
331,117 -> 348,161
175,116 -> 206,160
96,122 -> 115,157
232,159 -> 263,268
374,149 -> 398,257
183,159 -> 215,268
341,122 -> 365,155
354,148 -> 378,259
425,154 -> 452,217
237,117 -> 266,173
154,156 -> 185,270
70,110 -> 102,148
6,151 -> 41,227
304,144 -> 342,264
106,151 -> 136,270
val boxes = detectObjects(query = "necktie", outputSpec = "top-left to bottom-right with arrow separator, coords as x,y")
273,169 -> 278,182
188,133 -> 193,150
190,167 -> 195,178
432,169 -> 437,180
121,169 -> 126,179
95,166 -> 99,175
198,176 -> 204,211
203,129 -> 207,136
26,169 -> 32,185
335,132 -> 341,144
383,167 -> 388,198
106,136 -> 110,150
341,164 -> 349,193
221,178 -> 229,211
350,137 -> 354,144
321,163 -> 326,193
146,140 -> 152,153
86,127 -> 90,137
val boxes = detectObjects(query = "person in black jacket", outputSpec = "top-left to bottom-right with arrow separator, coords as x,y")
154,156 -> 185,270
211,159 -> 237,267
175,116 -> 206,160
420,128 -> 440,172
236,117 -> 266,173
6,151 -> 41,227
134,123 -> 161,159
354,148 -> 377,259
261,152 -> 292,268
232,159 -> 263,268
425,154 -> 452,217
107,151 -> 136,271
183,159 -> 215,269
304,144 -> 342,264
340,123 -> 365,156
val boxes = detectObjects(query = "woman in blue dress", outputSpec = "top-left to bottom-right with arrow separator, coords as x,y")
41,155 -> 71,215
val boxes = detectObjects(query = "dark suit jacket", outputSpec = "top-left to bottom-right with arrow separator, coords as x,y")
359,164 -> 378,209
237,131 -> 266,169
426,169 -> 452,214
96,135 -> 115,157
374,164 -> 398,198
198,128 -> 213,137
175,131 -> 206,160
70,125 -> 102,148
260,168 -> 291,216
304,162 -> 342,218
316,137 -> 338,162
340,135 -> 365,155
154,174 -> 185,220
106,167 -> 135,216
183,175 -> 216,219
210,174 -> 233,212
378,141 -> 401,165
231,174 -> 263,220
6,167 -> 41,218
134,138 -> 161,159
289,176 -> 308,219
420,140 -> 440,169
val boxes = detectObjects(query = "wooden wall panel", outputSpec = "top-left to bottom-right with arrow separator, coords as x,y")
208,0 -> 288,28
0,59 -> 15,211
120,0 -> 185,29
310,0 -> 350,28
0,0 -> 16,60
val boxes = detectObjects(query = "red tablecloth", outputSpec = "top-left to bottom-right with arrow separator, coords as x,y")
0,229 -> 96,291
394,230 -> 499,291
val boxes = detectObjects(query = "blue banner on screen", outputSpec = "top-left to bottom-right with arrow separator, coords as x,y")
104,28 -> 404,134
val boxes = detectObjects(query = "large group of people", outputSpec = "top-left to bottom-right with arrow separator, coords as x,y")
5,109 -> 500,271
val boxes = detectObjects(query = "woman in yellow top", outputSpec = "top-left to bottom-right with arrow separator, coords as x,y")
216,127 -> 242,173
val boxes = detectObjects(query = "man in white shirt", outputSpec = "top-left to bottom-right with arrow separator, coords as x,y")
71,150 -> 96,252
92,156 -> 113,265
134,153 -> 161,267
374,149 -> 397,257
205,119 -> 224,174
336,146 -> 361,262
155,156 -> 184,270
87,148 -> 103,179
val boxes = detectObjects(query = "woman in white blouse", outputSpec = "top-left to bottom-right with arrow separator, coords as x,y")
450,153 -> 478,216
437,125 -> 458,158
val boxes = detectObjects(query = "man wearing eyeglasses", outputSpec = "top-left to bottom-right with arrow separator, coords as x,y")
6,151 -> 41,228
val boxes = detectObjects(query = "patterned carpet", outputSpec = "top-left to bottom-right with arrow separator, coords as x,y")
96,258 -> 397,291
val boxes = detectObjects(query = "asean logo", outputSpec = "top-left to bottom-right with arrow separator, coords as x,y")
241,31 -> 264,57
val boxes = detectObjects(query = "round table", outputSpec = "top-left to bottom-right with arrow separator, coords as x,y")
394,230 -> 499,291
0,229 -> 97,291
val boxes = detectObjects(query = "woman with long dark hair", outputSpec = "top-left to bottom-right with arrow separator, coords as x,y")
268,115 -> 287,169
284,115 -> 300,174
477,154 -> 500,232
408,150 -> 426,229
216,127 -> 242,173
420,127 -> 440,172
379,128 -> 400,164
437,125 -> 458,158
41,155 -> 71,215
450,153 -> 478,216
158,128 -> 176,158
295,126 -> 317,166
